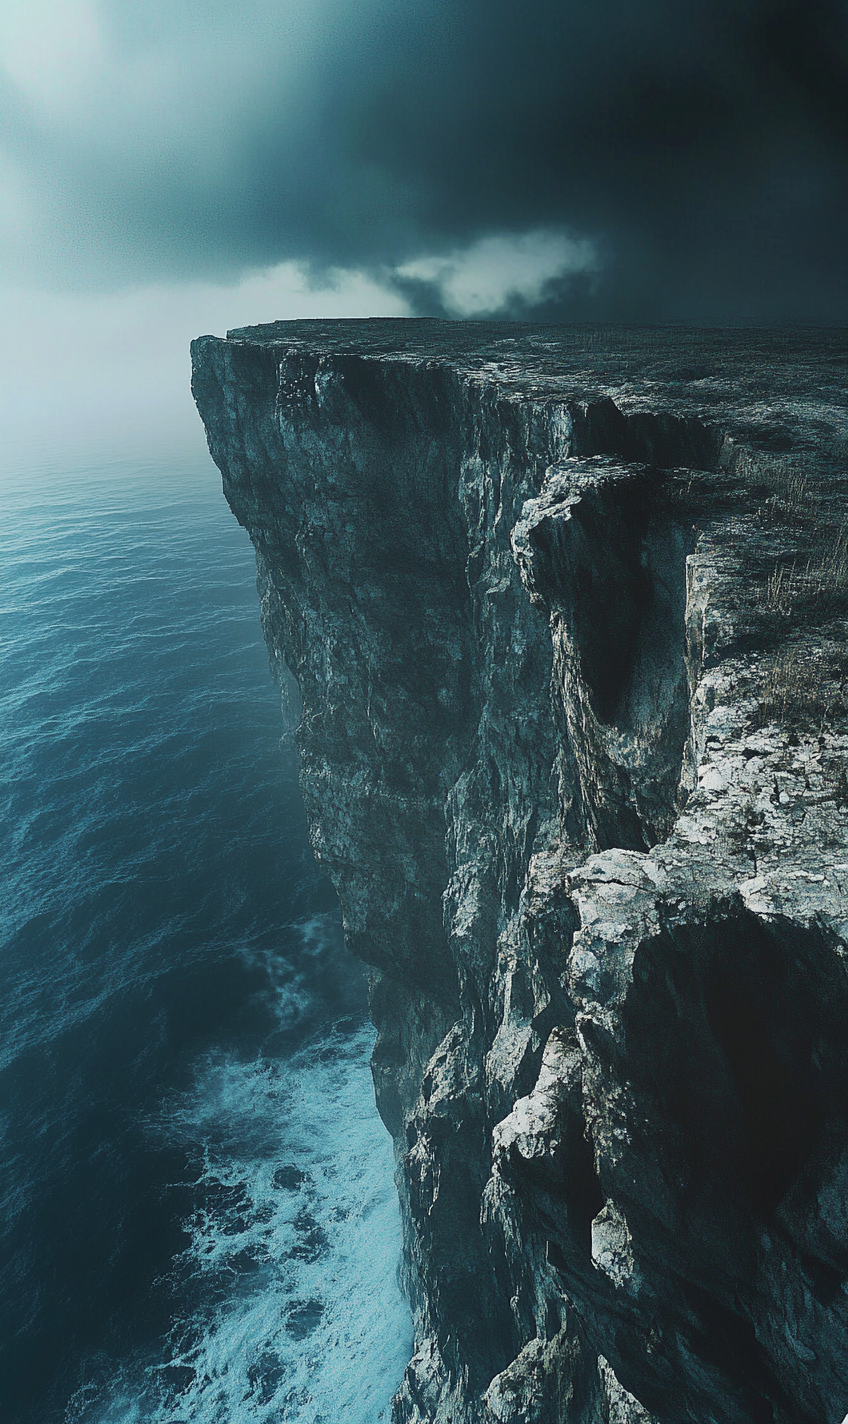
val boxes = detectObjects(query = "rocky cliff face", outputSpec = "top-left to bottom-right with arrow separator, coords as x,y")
191,320 -> 848,1424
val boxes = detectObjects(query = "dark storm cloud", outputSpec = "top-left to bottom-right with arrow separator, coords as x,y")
3,0 -> 847,319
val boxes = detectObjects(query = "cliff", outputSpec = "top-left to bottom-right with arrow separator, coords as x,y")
191,319 -> 848,1424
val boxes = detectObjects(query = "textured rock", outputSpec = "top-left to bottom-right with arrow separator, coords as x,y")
191,320 -> 848,1424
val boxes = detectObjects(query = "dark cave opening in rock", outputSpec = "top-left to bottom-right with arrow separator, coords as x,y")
678,1281 -> 786,1421
563,1109 -> 605,1254
563,478 -> 694,752
609,913 -> 848,1420
626,914 -> 844,1221
571,396 -> 721,474
570,504 -> 659,730
528,470 -> 698,850
702,951 -> 824,1216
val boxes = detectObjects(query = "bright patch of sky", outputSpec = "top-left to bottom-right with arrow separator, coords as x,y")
0,264 -> 408,456
398,231 -> 600,316
0,0 -> 104,114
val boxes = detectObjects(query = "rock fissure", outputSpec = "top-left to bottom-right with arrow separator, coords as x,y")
192,320 -> 848,1424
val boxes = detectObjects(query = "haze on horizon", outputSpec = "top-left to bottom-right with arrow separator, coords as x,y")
1,0 -> 846,440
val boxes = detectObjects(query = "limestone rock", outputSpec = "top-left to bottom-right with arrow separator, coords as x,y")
192,319 -> 848,1424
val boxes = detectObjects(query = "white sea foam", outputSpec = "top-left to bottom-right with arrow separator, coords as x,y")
73,1008 -> 410,1424
163,1019 -> 409,1423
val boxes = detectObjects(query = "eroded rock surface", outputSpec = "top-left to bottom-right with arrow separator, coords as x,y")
192,320 -> 848,1424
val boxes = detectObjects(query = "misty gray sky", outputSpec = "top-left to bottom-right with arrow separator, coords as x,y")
1,0 -> 846,442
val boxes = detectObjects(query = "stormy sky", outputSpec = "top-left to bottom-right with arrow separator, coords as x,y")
1,0 -> 846,435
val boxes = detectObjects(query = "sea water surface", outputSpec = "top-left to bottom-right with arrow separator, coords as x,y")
1,426 -> 410,1423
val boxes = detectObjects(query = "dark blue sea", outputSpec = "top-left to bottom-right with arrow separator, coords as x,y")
0,426 -> 410,1424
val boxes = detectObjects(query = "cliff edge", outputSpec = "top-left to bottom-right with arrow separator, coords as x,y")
192,319 -> 848,1424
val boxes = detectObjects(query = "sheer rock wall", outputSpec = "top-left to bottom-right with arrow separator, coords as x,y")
192,320 -> 848,1424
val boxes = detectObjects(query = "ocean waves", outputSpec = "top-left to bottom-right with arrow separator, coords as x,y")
0,437 -> 409,1423
72,1001 -> 409,1424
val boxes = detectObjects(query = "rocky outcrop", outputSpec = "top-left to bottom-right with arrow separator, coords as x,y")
191,320 -> 848,1424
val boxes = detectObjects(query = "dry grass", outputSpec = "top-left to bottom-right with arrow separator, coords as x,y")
756,648 -> 811,726
763,525 -> 848,617
728,447 -> 818,524
823,757 -> 848,806
754,643 -> 848,729
764,561 -> 797,612
808,525 -> 848,610
759,465 -> 812,525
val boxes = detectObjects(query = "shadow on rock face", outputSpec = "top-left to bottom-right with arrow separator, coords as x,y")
626,914 -> 846,1219
518,464 -> 697,853
616,911 -> 848,1423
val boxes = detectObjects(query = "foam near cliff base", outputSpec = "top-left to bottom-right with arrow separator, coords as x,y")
68,1014 -> 410,1424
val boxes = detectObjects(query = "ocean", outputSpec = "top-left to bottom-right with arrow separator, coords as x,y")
0,426 -> 410,1424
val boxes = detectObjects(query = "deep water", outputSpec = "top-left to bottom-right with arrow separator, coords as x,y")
0,428 -> 410,1424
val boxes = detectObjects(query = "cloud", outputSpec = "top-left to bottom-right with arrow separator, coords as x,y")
0,0 -> 104,113
396,231 -> 599,317
0,0 -> 846,320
